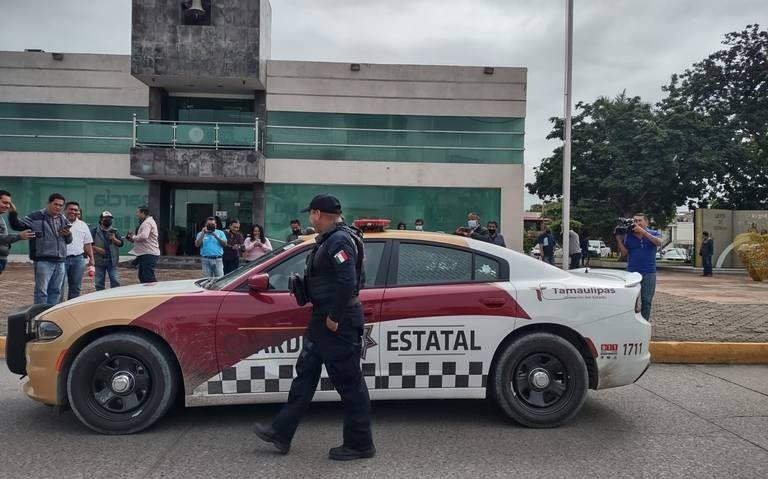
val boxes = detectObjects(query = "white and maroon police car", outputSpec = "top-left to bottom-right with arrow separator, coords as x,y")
7,219 -> 650,434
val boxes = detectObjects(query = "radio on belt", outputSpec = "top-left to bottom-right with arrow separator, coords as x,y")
353,218 -> 390,232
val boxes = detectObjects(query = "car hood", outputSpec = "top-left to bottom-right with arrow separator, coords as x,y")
44,279 -> 204,314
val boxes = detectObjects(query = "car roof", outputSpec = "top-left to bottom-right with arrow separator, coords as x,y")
296,230 -> 469,247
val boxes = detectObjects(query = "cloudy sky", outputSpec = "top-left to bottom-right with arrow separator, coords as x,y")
1,0 -> 765,207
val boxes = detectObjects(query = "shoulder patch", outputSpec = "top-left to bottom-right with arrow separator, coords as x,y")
333,250 -> 350,264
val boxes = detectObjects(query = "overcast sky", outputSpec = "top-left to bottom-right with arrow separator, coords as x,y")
1,1 -> 765,207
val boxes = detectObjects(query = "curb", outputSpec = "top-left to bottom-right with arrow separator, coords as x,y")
649,341 -> 768,364
1,336 -> 767,364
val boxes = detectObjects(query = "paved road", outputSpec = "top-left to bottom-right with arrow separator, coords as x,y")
1,362 -> 767,478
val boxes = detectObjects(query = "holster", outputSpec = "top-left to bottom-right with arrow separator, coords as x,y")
288,273 -> 310,306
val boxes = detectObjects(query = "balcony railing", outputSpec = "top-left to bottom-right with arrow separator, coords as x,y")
133,116 -> 259,150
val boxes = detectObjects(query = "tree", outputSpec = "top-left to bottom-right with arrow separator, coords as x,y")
659,24 -> 768,209
527,93 -> 681,242
529,203 -> 543,212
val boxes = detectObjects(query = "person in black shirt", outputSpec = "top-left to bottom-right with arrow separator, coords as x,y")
254,195 -> 374,461
286,219 -> 302,243
223,219 -> 245,274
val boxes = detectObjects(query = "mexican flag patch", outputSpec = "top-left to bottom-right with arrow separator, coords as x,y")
333,250 -> 350,264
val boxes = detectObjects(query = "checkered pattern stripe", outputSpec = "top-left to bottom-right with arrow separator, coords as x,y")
203,359 -> 487,395
376,361 -> 488,390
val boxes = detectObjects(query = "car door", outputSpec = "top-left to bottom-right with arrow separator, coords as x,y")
210,240 -> 388,398
379,241 -> 517,392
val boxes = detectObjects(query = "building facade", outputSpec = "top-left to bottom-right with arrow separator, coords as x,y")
1,0 -> 527,257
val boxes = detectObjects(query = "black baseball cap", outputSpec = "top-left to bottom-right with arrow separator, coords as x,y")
300,194 -> 342,214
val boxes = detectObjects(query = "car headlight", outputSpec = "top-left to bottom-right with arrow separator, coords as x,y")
36,320 -> 63,341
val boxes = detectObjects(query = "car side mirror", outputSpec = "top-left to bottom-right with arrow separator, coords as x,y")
248,273 -> 270,292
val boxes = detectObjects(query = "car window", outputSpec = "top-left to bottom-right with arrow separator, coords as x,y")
266,241 -> 386,291
475,255 -> 500,281
396,243 -> 472,286
267,249 -> 311,291
363,242 -> 385,287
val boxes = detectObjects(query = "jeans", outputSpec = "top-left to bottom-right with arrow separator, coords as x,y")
223,257 -> 240,275
271,312 -> 373,450
569,253 -> 582,269
202,257 -> 224,278
0,258 -> 6,274
640,272 -> 656,321
62,255 -> 87,301
95,262 -> 120,290
34,260 -> 66,305
542,251 -> 555,265
703,255 -> 713,276
137,255 -> 158,283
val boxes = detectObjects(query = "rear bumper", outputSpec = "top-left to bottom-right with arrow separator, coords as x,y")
581,311 -> 652,389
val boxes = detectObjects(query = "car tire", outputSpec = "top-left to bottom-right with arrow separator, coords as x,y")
492,332 -> 588,428
67,332 -> 177,435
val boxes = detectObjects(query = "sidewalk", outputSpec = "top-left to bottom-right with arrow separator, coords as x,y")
1,265 -> 767,342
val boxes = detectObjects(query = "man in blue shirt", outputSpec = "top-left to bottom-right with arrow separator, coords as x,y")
616,213 -> 662,321
194,216 -> 228,278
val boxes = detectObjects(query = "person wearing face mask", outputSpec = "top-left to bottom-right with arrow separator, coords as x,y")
254,194 -> 375,461
286,219 -> 303,242
194,216 -> 228,278
414,218 -> 425,231
486,220 -> 506,247
91,211 -> 124,290
454,212 -> 492,243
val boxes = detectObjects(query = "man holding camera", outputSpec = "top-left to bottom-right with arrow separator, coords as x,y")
9,193 -> 72,305
195,216 -> 228,278
454,212 -> 492,243
91,211 -> 124,290
616,213 -> 661,321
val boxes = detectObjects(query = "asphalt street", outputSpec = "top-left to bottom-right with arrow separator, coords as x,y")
1,362 -> 767,479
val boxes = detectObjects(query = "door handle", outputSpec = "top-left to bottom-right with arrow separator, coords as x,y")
363,307 -> 375,316
480,298 -> 506,308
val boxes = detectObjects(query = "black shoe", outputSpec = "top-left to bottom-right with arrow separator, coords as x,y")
328,445 -> 376,461
253,423 -> 290,454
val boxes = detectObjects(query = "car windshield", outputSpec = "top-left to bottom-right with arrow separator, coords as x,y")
199,239 -> 306,290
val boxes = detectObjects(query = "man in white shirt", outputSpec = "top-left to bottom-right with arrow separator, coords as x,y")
126,206 -> 160,283
62,201 -> 94,300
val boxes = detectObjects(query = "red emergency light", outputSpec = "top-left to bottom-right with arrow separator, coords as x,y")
353,218 -> 390,232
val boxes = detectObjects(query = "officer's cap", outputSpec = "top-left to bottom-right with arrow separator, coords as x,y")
301,194 -> 342,214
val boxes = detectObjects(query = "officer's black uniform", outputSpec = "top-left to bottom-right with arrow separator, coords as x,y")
256,195 -> 374,459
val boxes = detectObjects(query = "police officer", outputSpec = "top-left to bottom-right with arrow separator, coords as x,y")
254,194 -> 375,461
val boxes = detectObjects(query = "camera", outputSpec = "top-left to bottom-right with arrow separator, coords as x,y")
614,218 -> 636,236
206,224 -> 216,232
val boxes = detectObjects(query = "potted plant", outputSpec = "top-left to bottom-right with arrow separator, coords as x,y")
164,226 -> 185,256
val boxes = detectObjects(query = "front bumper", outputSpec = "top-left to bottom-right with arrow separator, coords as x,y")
6,304 -> 52,375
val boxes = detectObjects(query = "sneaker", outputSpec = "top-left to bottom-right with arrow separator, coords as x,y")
253,423 -> 290,454
328,445 -> 376,461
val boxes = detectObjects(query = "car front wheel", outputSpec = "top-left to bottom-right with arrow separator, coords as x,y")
492,332 -> 588,428
66,332 -> 177,434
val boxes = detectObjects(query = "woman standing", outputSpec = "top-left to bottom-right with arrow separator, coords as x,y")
243,224 -> 273,263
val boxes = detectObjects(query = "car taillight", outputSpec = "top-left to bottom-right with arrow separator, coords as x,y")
635,295 -> 641,314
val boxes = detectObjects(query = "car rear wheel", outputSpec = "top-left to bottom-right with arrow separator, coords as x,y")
67,332 -> 177,435
492,332 -> 588,428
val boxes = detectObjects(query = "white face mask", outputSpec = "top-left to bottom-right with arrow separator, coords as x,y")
415,225 -> 423,231
468,220 -> 479,229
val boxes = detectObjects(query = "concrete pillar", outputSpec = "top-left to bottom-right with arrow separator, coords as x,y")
254,90 -> 267,152
148,87 -> 167,120
252,182 -> 265,228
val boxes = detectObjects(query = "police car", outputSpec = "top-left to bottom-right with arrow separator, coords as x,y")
6,220 -> 650,434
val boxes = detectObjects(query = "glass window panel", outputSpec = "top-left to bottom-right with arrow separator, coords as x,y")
396,243 -> 472,286
474,255 -> 501,281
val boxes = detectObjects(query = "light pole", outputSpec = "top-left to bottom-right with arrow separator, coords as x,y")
561,0 -> 574,270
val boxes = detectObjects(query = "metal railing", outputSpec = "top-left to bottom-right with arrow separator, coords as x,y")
0,116 -> 133,142
133,115 -> 259,151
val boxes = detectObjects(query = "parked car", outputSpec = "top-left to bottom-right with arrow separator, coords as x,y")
7,222 -> 650,434
657,247 -> 689,262
587,240 -> 611,258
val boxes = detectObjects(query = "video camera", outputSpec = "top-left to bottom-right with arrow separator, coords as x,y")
613,218 -> 636,236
